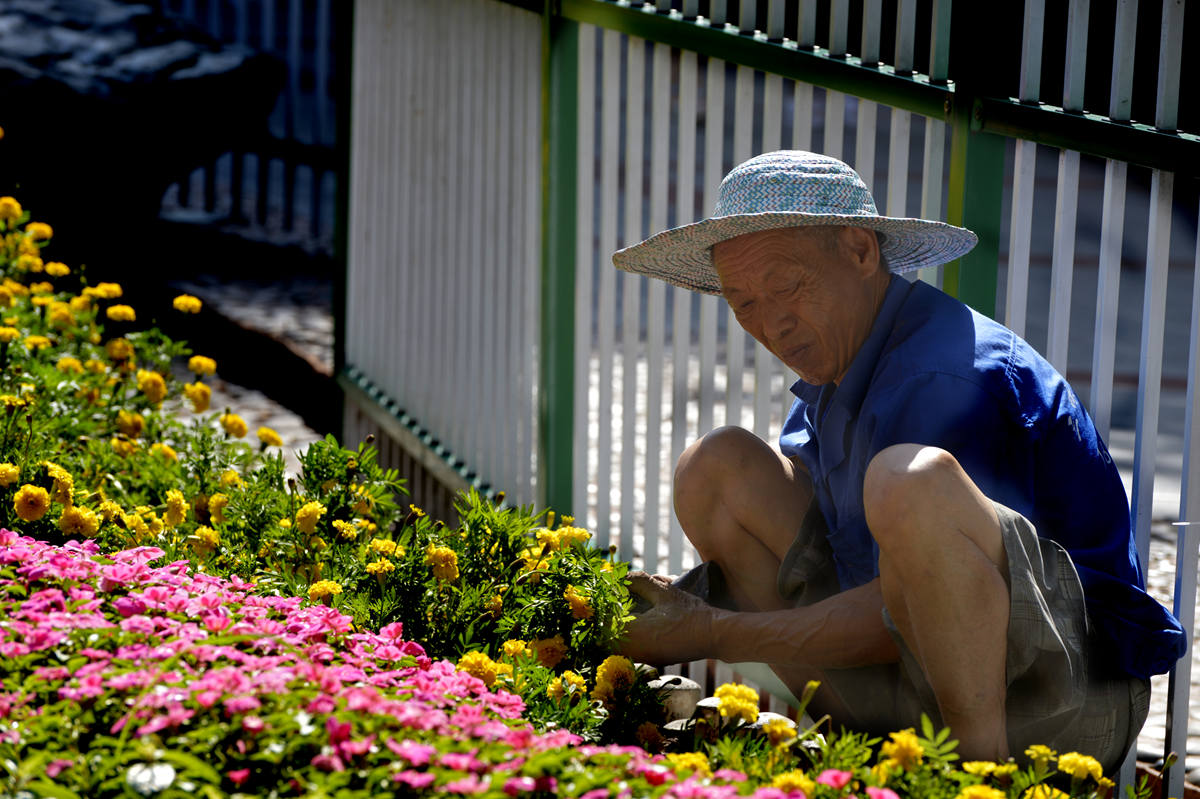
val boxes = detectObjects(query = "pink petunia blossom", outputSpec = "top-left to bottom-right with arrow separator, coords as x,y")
228,768 -> 251,786
394,770 -> 437,789
866,788 -> 899,799
387,738 -> 436,766
817,769 -> 853,790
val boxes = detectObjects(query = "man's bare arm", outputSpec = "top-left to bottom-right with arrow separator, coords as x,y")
619,572 -> 899,669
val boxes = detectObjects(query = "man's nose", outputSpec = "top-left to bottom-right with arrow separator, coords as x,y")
761,301 -> 794,339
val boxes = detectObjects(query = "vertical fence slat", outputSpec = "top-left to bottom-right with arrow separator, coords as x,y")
860,0 -> 882,64
1167,216 -> 1200,799
620,38 -> 646,563
894,0 -> 917,73
1004,142 -> 1036,337
797,0 -> 817,48
1131,171 -> 1174,569
1088,160 -> 1126,440
498,5 -> 517,494
793,81 -> 813,151
825,91 -> 845,160
644,41 -> 671,574
698,57 -> 725,438
914,116 -> 946,287
595,28 -> 622,544
855,101 -> 877,196
828,0 -> 849,56
1019,0 -> 1045,103
1046,150 -> 1079,373
573,25 -> 597,522
755,73 -> 784,441
670,48 -> 699,577
725,65 -> 753,429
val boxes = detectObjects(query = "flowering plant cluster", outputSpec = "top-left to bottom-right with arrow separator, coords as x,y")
0,194 -> 1143,796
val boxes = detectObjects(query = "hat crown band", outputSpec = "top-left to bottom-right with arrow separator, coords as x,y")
714,153 -> 879,218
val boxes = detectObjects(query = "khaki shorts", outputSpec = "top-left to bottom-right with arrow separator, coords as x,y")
777,501 -> 1149,771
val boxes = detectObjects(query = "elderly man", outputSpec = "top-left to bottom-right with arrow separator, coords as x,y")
612,151 -> 1184,767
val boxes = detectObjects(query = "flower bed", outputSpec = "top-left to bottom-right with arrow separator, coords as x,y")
0,194 -> 1135,797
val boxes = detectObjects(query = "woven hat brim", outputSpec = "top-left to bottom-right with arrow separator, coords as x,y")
612,212 -> 979,295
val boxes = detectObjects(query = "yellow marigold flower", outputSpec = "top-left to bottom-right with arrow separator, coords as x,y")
295,500 -> 326,535
485,594 -> 503,618
278,517 -> 291,528
257,426 -> 283,447
1097,776 -> 1115,791
147,512 -> 163,537
45,465 -> 73,506
55,356 -> 83,374
365,558 -> 395,576
24,335 -> 51,350
69,295 -> 90,312
424,543 -> 459,581
1056,752 -> 1102,782
17,256 -> 43,273
557,525 -> 591,548
122,512 -> 148,538
535,527 -> 561,552
666,752 -> 711,779
714,682 -> 759,724
0,289 -> 11,308
4,279 -> 27,297
763,717 -> 797,747
47,302 -> 71,329
31,295 -> 52,308
550,670 -> 587,702
110,437 -> 138,457
219,470 -> 242,490
962,762 -> 998,777
136,370 -> 166,405
0,463 -> 18,487
307,579 -> 342,603
369,537 -> 398,556
58,506 -> 100,538
771,771 -> 816,796
188,355 -> 217,376
105,305 -> 136,322
0,197 -> 22,221
457,651 -> 499,687
98,499 -> 122,522
408,503 -> 426,518
1021,787 -> 1068,799
219,412 -> 247,438
92,282 -> 123,300
44,261 -> 69,277
84,358 -> 105,374
29,281 -> 51,293
24,222 -> 52,240
183,381 -> 210,413
165,489 -> 187,527
332,519 -> 357,540
150,442 -> 177,461
13,484 -> 50,522
1024,745 -> 1056,771
0,327 -> 18,344
500,640 -> 531,660
208,493 -> 229,524
564,584 -> 593,620
173,294 -> 202,313
530,635 -> 567,669
106,337 -> 134,361
881,728 -> 924,771
116,410 -> 145,439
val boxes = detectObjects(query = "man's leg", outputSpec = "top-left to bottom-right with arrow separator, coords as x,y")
674,426 -> 811,613
863,444 -> 1010,761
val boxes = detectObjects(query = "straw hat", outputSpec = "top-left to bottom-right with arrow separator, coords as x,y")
612,150 -> 977,295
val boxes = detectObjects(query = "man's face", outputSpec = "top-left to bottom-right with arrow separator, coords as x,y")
712,226 -> 889,386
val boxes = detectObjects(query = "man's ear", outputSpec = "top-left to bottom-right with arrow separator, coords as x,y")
839,226 -> 880,276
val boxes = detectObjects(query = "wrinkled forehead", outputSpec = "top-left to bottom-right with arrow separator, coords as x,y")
711,226 -> 839,279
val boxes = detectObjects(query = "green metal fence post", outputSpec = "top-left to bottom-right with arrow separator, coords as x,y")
942,1 -> 1006,318
538,2 -> 578,514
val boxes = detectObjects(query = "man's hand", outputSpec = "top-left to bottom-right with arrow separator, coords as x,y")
618,571 -> 721,666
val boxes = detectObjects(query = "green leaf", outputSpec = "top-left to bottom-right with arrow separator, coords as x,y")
23,781 -> 81,799
158,750 -> 221,784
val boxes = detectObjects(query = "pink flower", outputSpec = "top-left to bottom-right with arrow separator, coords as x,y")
311,753 -> 345,772
504,776 -> 537,795
228,768 -> 250,786
817,769 -> 853,790
379,622 -> 405,640
46,758 -> 74,778
242,716 -> 265,734
394,770 -> 437,789
443,775 -> 488,794
386,739 -> 436,766
866,788 -> 899,799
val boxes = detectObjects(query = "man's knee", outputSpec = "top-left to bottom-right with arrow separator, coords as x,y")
863,444 -> 962,547
674,425 -> 763,501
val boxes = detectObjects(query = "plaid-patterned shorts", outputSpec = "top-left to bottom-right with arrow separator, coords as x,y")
777,501 -> 1150,771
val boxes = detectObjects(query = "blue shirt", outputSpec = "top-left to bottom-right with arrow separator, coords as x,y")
779,275 -> 1185,679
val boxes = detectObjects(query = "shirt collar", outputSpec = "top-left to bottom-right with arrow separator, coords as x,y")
789,274 -> 913,412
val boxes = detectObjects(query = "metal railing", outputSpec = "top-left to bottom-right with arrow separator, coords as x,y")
343,0 -> 1200,787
